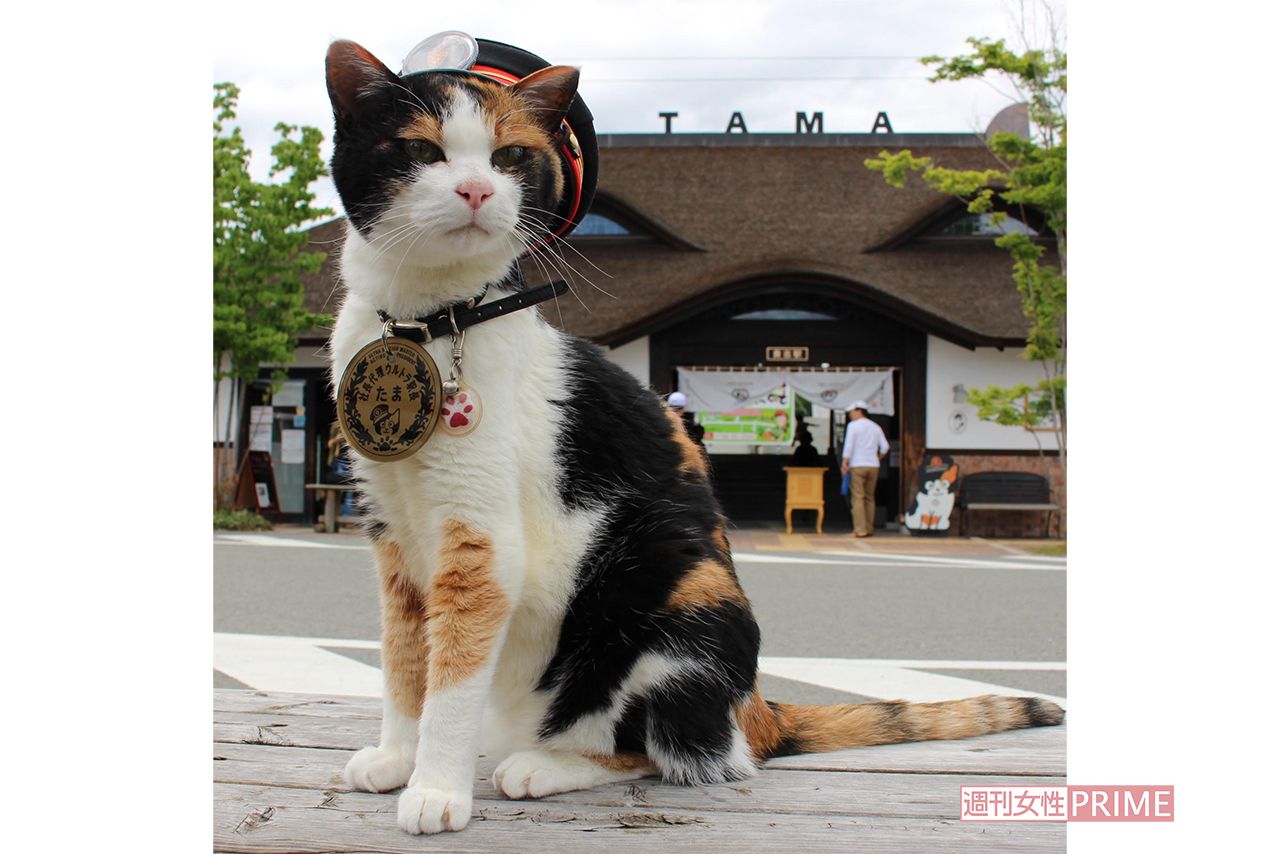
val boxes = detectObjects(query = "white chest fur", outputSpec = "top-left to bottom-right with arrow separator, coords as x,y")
330,232 -> 602,738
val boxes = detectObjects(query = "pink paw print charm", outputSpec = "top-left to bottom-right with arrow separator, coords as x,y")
439,386 -> 482,437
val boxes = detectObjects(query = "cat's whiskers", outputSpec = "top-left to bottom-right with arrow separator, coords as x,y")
519,204 -> 618,290
368,222 -> 428,268
389,226 -> 433,301
517,214 -> 614,303
512,222 -> 591,314
505,233 -> 565,329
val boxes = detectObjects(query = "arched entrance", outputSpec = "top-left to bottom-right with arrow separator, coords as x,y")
647,278 -> 927,529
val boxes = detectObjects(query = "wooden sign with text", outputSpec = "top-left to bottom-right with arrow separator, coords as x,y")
766,346 -> 809,363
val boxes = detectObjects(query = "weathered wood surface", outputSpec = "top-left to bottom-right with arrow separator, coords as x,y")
215,689 -> 1066,853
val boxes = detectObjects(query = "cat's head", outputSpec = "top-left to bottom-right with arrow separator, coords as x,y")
325,39 -> 580,282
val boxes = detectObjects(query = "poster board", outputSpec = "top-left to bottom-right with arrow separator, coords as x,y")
695,383 -> 795,445
234,450 -> 280,517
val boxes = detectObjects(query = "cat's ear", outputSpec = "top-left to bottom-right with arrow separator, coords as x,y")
326,40 -> 400,124
510,65 -> 580,132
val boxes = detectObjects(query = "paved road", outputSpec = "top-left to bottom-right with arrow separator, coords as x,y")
214,530 -> 1065,706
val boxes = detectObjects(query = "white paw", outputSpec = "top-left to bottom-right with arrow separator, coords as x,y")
397,785 -> 473,834
343,745 -> 414,793
492,750 -> 589,799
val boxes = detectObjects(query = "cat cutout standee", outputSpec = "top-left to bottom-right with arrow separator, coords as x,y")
903,453 -> 960,536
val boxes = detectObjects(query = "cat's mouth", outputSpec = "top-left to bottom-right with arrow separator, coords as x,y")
448,223 -> 491,236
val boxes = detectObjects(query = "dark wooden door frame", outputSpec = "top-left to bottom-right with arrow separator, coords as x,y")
646,280 -> 928,522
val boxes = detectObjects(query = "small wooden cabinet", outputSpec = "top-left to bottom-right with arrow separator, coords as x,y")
783,466 -> 827,534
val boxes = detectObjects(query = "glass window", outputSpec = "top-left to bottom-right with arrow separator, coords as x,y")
731,308 -> 839,321
936,212 -> 1038,237
574,212 -> 634,236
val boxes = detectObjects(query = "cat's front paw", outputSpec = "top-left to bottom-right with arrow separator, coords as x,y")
397,785 -> 473,834
343,745 -> 414,793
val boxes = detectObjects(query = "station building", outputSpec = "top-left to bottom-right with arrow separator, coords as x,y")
231,123 -> 1063,535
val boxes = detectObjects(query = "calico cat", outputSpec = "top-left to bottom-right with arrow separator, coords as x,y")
324,38 -> 1064,836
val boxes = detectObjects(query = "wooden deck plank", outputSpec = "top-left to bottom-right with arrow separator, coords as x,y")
215,782 -> 1065,853
216,706 -> 1066,777
214,689 -> 1066,852
215,690 -> 381,720
214,742 -> 1063,820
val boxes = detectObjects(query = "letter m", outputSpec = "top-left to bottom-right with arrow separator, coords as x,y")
796,111 -> 824,134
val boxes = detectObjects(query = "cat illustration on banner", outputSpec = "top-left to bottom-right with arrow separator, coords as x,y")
904,453 -> 960,534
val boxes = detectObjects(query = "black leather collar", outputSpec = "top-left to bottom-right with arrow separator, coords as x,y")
376,280 -> 569,343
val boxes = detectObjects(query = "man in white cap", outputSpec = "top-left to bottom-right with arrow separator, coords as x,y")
841,400 -> 889,537
667,391 -> 705,448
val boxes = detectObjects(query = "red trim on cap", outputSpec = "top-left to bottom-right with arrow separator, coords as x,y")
470,64 -> 584,247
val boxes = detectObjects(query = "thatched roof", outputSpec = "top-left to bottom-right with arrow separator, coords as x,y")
300,133 -> 1050,348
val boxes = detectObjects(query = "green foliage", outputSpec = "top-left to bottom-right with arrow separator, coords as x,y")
214,82 -> 333,386
214,508 -> 273,531
864,27 -> 1067,449
967,376 -> 1065,431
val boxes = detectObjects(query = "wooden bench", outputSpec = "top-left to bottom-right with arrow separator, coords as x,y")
958,471 -> 1060,538
304,483 -> 356,533
215,688 -> 1066,852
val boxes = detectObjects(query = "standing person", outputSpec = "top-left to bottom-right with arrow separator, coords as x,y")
840,400 -> 889,538
667,391 -> 705,448
790,424 -> 820,465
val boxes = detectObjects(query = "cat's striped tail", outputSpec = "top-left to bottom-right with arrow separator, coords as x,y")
735,691 -> 1064,761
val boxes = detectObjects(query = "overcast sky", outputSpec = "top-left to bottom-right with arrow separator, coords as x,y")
212,0 -> 1062,219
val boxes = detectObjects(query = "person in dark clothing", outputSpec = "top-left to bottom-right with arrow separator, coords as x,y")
790,424 -> 820,465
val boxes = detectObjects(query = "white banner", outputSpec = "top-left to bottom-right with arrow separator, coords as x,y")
677,369 -> 894,415
785,369 -> 895,415
676,369 -> 787,412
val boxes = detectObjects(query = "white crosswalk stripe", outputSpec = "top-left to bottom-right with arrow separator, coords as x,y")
215,534 -> 1064,571
214,632 -> 1065,707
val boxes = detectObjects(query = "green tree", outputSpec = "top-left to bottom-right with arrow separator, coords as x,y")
865,14 -> 1066,531
214,82 -> 332,506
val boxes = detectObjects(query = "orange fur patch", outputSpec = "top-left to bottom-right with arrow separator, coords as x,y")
585,752 -> 655,773
398,114 -> 444,147
425,520 -> 509,692
374,541 -> 429,719
665,408 -> 709,477
733,689 -> 783,760
772,695 -> 1063,755
664,558 -> 748,612
711,520 -> 732,562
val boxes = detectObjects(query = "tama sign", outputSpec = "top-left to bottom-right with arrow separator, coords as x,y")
656,111 -> 895,134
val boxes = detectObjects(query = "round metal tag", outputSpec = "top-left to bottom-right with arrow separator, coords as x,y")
337,337 -> 442,462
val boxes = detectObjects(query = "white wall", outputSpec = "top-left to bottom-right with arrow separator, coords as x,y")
926,336 -> 1062,451
605,336 -> 651,388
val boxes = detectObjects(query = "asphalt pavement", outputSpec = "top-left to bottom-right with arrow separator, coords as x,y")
215,523 -> 1065,706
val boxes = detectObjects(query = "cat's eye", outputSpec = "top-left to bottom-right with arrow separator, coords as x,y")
491,146 -> 527,169
403,139 -> 445,165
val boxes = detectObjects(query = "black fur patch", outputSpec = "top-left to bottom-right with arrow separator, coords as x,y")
1021,696 -> 1065,727
327,66 -> 564,239
534,339 -> 760,781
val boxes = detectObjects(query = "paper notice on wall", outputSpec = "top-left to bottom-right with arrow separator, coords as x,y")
281,429 -> 306,464
249,406 -> 273,452
254,482 -> 271,508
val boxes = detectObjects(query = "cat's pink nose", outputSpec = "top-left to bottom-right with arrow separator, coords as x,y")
455,179 -> 494,210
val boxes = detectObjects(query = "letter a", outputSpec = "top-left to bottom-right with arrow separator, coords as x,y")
726,112 -> 749,133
